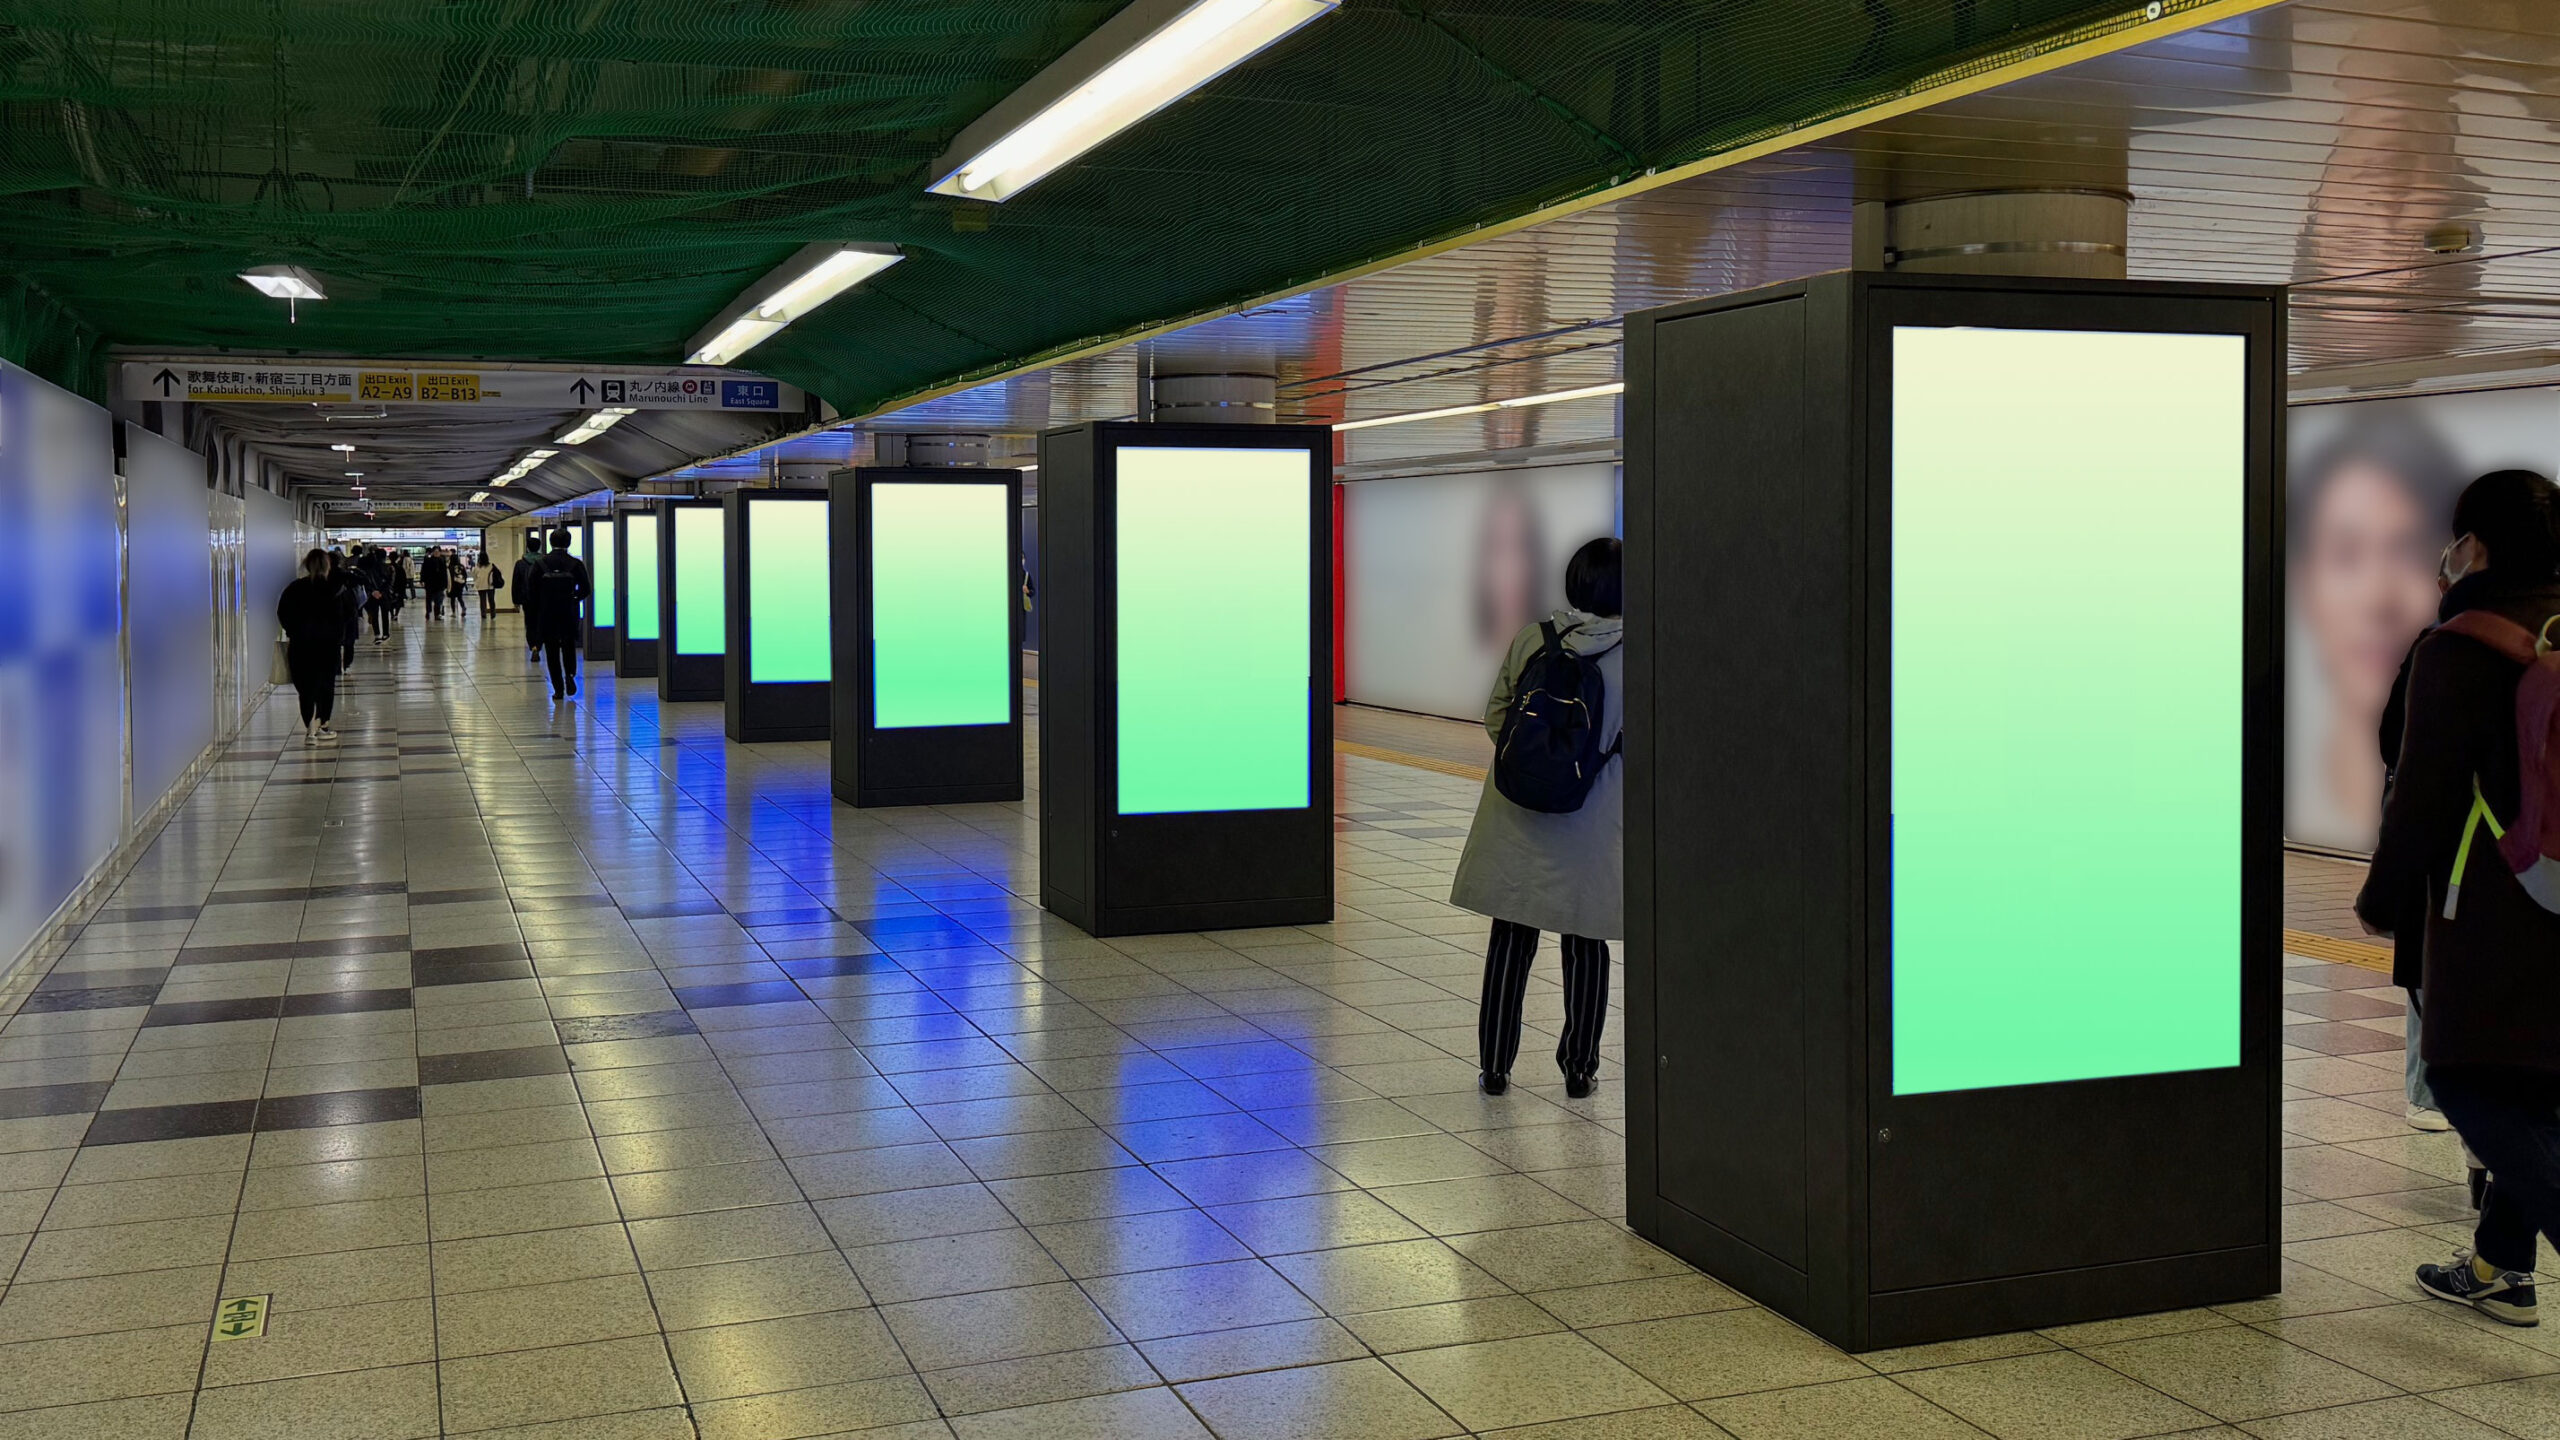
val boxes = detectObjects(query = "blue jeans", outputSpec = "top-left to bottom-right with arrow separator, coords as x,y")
2429,1066 -> 2560,1274
2408,993 -> 2437,1110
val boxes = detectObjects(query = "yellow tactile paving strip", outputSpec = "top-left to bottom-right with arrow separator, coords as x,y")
1333,739 -> 1488,782
2282,927 -> 2394,975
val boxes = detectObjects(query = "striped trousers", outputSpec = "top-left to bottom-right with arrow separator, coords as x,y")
1476,918 -> 1610,1080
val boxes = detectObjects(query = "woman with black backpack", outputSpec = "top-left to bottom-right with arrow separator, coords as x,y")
1451,536 -> 1624,1100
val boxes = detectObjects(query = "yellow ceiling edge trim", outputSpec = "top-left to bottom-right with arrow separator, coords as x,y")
839,0 -> 2285,430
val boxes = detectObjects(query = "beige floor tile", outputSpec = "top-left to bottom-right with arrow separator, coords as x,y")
248,1120 -> 421,1170
883,1281 -> 1127,1370
428,1176 -> 621,1241
223,1243 -> 433,1312
237,1154 -> 425,1211
1373,1174 -> 1594,1237
847,1227 -> 1069,1303
922,1342 -> 1162,1416
643,1248 -> 867,1330
0,1393 -> 194,1440
445,1406 -> 710,1439
1529,1274 -> 1751,1330
434,1223 -> 638,1294
0,1323 -> 205,1411
1205,1190 -> 1430,1257
439,1335 -> 687,1432
2234,1394 -> 2514,1439
1449,1221 -> 1692,1292
692,1373 -> 942,1440
1476,1404 -> 1733,1439
435,1272 -> 660,1356
15,1214 -> 231,1282
2260,1302 -> 2560,1391
1032,1210 -> 1254,1279
1386,1332 -> 1678,1432
1862,1331 -> 2064,1376
610,1159 -> 803,1219
189,1360 -> 441,1439
1179,1357 -> 1464,1440
61,1135 -> 246,1186
1079,1259 -> 1324,1341
1309,1134 -> 1512,1188
2212,1262 -> 2402,1325
1894,1351 -> 2219,1440
664,1306 -> 911,1402
626,1202 -> 832,1270
1140,1317 -> 1371,1384
2084,1325 -> 2399,1422
2430,1373 -> 2560,1438
1585,1308 -> 1872,1401
0,1264 -> 220,1343
199,1296 -> 435,1387
228,1195 -> 426,1261
424,1104 -> 593,1155
1343,1294 -> 1568,1354
1268,1238 -> 1508,1314
948,1387 -> 1213,1440
1700,1376 -> 1990,1439
425,1137 -> 607,1193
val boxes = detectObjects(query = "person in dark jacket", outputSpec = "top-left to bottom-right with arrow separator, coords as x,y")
358,545 -> 392,643
533,527 -> 592,699
512,546 -> 544,660
277,549 -> 344,744
422,549 -> 450,619
2356,469 -> 2560,1329
329,550 -> 366,669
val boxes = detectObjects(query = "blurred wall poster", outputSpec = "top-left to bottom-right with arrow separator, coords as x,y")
1345,462 -> 1620,722
2288,388 -> 2560,851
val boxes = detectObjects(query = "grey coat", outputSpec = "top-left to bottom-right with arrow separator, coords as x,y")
1449,610 -> 1624,940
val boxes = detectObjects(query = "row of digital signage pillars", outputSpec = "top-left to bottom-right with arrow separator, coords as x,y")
565,273 -> 2284,1355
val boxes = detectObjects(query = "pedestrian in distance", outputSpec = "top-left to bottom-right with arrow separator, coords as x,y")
360,544 -> 393,643
532,527 -> 592,700
2357,469 -> 2560,1329
449,548 -> 470,617
512,543 -> 544,660
1450,536 -> 1624,1101
328,549 -> 365,670
474,550 -> 500,618
277,549 -> 343,745
422,548 -> 449,620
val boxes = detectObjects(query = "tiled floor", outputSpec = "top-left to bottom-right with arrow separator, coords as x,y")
0,614 -> 2550,1438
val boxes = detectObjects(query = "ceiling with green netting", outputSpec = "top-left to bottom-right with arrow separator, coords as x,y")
2,0 -> 2159,415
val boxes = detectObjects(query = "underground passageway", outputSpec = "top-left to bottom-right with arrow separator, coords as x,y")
0,619 -> 2526,1438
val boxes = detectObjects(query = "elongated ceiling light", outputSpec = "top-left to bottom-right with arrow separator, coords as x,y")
556,407 -> 638,444
1331,381 -> 1623,433
929,0 -> 1338,203
490,447 -> 558,488
238,264 -> 326,322
686,243 -> 903,366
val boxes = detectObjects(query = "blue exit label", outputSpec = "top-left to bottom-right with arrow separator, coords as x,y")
722,380 -> 781,409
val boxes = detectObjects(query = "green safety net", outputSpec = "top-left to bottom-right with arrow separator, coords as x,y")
0,0 -> 2177,412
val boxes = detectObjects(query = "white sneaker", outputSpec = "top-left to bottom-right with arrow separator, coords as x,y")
302,729 -> 318,747
2409,1106 -> 2452,1133
314,726 -> 338,743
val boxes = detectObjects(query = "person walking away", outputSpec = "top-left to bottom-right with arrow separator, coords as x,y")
448,548 -> 470,618
533,528 -> 592,699
329,550 -> 366,670
360,545 -> 393,643
512,544 -> 544,661
422,549 -> 449,620
277,549 -> 343,744
2356,469 -> 2560,1328
474,551 -> 500,618
389,552 -> 413,622
1450,536 -> 1624,1100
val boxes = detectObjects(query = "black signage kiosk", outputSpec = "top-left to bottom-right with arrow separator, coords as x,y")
722,488 -> 831,743
581,513 -> 617,663
615,504 -> 661,682
657,497 -> 726,704
829,467 -> 1025,808
1038,423 -> 1332,936
1622,272 -> 2283,1350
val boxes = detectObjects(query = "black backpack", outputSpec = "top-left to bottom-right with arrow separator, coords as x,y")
1491,621 -> 1621,814
536,552 -> 586,617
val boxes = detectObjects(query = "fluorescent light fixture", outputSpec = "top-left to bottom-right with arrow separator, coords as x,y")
556,407 -> 637,445
330,443 -> 356,453
490,447 -> 562,488
686,243 -> 904,366
1331,381 -> 1623,432
343,470 -> 364,477
470,491 -> 491,504
237,265 -> 325,300
930,0 -> 1338,203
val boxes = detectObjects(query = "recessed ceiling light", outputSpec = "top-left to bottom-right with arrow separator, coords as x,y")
556,407 -> 638,445
930,0 -> 1337,203
344,470 -> 364,477
330,443 -> 356,453
686,244 -> 903,366
238,264 -> 325,322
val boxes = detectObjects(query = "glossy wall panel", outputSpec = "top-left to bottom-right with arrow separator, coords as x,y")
123,424 -> 215,811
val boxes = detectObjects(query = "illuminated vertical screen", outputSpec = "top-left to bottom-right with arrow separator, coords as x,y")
872,483 -> 1010,728
1892,326 -> 2245,1094
624,513 -> 660,642
590,523 -> 617,627
748,498 -> 830,683
674,506 -> 726,655
1114,446 -> 1310,814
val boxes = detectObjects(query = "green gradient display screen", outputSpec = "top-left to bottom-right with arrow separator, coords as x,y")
748,498 -> 830,683
1114,446 -> 1311,815
673,506 -> 725,656
589,522 -> 616,629
1891,326 -> 2245,1095
623,513 -> 660,642
871,482 -> 1010,729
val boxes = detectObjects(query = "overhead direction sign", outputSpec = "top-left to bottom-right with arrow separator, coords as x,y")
124,361 -> 800,411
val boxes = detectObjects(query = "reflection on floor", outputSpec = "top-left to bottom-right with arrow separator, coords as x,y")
0,616 -> 2546,1439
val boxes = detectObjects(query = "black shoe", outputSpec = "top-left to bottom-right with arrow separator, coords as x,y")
1565,1071 -> 1596,1099
1478,1072 -> 1508,1096
2419,1249 -> 2538,1326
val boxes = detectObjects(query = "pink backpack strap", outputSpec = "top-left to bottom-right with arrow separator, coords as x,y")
2438,609 -> 2539,665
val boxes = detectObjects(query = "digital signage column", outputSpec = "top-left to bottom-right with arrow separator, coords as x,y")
830,469 -> 1023,807
1037,423 -> 1331,936
658,499 -> 726,703
582,514 -> 617,662
723,489 -> 830,742
616,507 -> 662,681
1623,273 -> 2281,1350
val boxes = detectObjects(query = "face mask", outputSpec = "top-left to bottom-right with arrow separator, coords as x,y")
2440,535 -> 2478,589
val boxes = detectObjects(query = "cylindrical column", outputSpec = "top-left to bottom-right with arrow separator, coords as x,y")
1148,372 -> 1277,425
873,433 -> 993,468
1884,190 -> 2130,280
